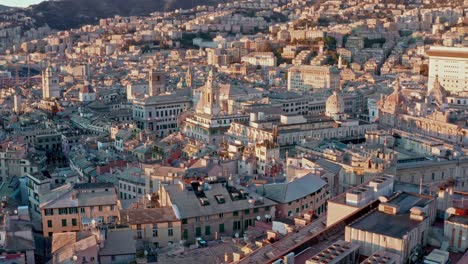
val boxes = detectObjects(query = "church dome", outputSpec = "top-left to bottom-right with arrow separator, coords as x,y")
79,81 -> 94,94
326,91 -> 345,116
381,78 -> 407,114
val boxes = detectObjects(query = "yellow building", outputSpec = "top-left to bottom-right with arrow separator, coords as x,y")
40,183 -> 120,237
120,207 -> 182,248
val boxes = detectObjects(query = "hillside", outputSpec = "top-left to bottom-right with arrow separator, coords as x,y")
0,5 -> 16,11
28,0 -> 221,30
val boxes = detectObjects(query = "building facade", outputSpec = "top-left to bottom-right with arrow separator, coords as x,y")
427,46 -> 468,93
287,65 -> 340,92
40,183 -> 121,237
132,93 -> 192,137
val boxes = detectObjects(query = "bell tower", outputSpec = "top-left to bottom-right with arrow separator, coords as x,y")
42,66 -> 61,99
149,70 -> 166,96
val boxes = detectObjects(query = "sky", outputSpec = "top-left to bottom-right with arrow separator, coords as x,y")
2,0 -> 44,7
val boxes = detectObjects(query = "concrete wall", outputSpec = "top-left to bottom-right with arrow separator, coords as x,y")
444,219 -> 468,252
326,201 -> 359,227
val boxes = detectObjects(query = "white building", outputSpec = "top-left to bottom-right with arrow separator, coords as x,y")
132,93 -> 192,137
287,65 -> 340,92
427,46 -> 468,93
241,52 -> 277,67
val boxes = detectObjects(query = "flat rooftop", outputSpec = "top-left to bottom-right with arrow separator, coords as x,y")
349,192 -> 433,239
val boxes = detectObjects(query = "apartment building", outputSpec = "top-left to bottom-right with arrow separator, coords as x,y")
159,181 -> 276,244
0,142 -> 45,182
22,128 -> 63,153
287,65 -> 340,92
26,171 -> 65,214
40,183 -> 120,237
120,207 -> 182,248
241,52 -> 277,67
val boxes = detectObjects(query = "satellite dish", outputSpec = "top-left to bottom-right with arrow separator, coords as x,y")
256,216 -> 261,221
72,255 -> 78,261
235,232 -> 239,238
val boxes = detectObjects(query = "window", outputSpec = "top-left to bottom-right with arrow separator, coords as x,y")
80,208 -> 85,213
58,208 -> 67,215
233,221 -> 241,230
99,206 -> 102,212
219,213 -> 224,219
182,219 -> 187,224
233,211 -> 239,217
205,225 -> 211,236
153,225 -> 158,237
45,209 -> 54,216
183,229 -> 188,239
196,227 -> 202,237
168,226 -> 174,236
47,220 -> 52,228
205,215 -> 210,220
253,208 -> 259,213
110,205 -> 114,211
111,256 -> 116,261
61,219 -> 67,227
72,218 -> 77,226
219,223 -> 225,233
244,209 -> 250,215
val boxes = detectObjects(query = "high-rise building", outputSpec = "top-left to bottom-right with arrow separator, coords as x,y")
42,66 -> 61,99
427,46 -> 468,93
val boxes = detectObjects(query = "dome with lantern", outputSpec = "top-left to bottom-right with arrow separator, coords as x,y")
379,78 -> 408,115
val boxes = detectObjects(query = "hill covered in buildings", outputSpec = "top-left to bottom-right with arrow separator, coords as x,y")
0,5 -> 16,11
26,0 -> 222,30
